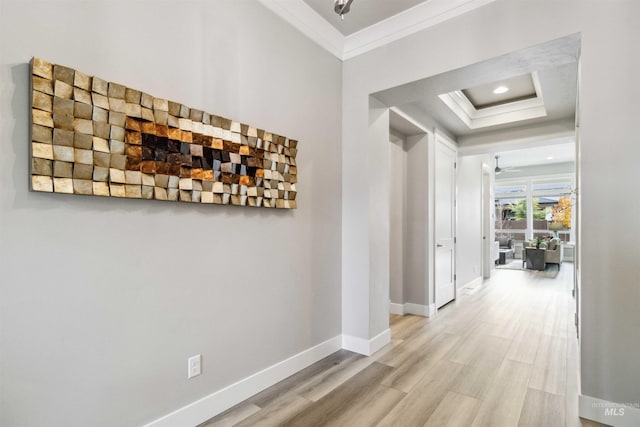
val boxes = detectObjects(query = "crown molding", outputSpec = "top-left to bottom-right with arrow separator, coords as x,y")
258,0 -> 497,61
439,72 -> 547,130
343,0 -> 497,60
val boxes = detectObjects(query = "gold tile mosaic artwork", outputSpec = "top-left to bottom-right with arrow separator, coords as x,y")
30,57 -> 298,208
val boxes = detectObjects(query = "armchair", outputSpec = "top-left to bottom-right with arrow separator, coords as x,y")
545,238 -> 563,268
496,236 -> 512,250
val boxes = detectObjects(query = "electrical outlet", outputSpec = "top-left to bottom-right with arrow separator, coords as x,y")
188,355 -> 201,379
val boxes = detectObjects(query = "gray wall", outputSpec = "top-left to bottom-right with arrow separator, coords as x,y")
341,0 -> 640,415
388,133 -> 431,310
389,138 -> 405,305
0,1 -> 342,426
366,100 -> 390,336
404,135 -> 430,307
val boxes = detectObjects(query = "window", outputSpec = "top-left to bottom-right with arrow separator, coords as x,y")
532,180 -> 573,195
495,197 -> 527,243
495,183 -> 526,197
495,177 -> 574,243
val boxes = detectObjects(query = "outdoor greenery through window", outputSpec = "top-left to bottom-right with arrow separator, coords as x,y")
495,197 -> 527,242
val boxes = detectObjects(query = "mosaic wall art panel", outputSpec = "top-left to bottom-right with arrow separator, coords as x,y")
29,57 -> 298,208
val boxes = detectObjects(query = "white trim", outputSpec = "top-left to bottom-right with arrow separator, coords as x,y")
435,129 -> 458,151
255,0 -> 344,59
343,0 -> 497,60
461,276 -> 483,290
141,335 -> 342,427
389,302 -> 405,315
369,328 -> 392,354
438,73 -> 546,130
341,328 -> 391,356
341,334 -> 370,355
389,302 -> 437,317
404,303 -> 437,317
579,394 -> 640,427
258,0 -> 497,61
428,303 -> 437,317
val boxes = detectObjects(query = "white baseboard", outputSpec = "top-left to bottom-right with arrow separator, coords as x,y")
405,303 -> 436,317
389,302 -> 436,317
141,335 -> 342,427
389,302 -> 405,315
579,394 -> 640,427
369,328 -> 391,354
461,276 -> 483,289
427,303 -> 436,317
342,328 -> 391,356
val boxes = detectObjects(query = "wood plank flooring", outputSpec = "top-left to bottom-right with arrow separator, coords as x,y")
201,264 -> 608,427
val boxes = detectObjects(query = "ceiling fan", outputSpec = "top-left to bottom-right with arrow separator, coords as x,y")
494,156 -> 520,175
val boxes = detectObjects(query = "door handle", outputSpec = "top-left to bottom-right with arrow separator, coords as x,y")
437,244 -> 443,248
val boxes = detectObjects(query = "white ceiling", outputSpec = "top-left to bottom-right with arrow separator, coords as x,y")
496,143 -> 575,169
302,0 -> 428,35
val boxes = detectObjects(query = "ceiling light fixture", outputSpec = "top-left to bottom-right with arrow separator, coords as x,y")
547,156 -> 554,160
493,86 -> 509,94
334,0 -> 353,20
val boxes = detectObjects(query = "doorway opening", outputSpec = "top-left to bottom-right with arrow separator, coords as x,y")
387,108 -> 434,317
371,33 -> 580,331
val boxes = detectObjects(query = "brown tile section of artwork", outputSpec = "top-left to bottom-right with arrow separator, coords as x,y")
29,57 -> 298,209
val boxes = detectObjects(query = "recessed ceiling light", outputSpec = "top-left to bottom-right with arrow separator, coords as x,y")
493,86 -> 509,94
547,156 -> 554,160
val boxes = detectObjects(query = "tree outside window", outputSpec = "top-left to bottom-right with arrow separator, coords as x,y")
551,196 -> 572,228
508,198 -> 546,221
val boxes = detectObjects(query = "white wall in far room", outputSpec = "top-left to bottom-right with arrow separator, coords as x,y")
456,154 -> 493,288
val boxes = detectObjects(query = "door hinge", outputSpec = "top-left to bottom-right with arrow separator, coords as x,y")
454,274 -> 457,281
454,162 -> 457,169
454,237 -> 457,244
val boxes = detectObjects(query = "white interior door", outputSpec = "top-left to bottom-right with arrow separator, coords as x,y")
482,167 -> 492,279
435,138 -> 457,308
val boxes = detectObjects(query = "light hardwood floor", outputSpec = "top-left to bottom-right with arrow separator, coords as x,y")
201,265 -> 608,427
